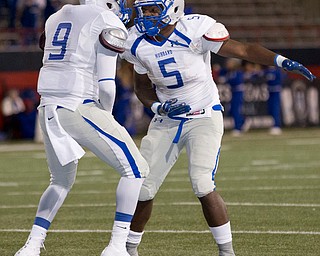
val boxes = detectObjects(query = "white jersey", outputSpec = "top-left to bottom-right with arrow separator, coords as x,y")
38,4 -> 127,111
121,14 -> 229,112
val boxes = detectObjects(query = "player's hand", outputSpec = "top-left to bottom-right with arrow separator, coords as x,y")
154,98 -> 191,118
282,59 -> 316,81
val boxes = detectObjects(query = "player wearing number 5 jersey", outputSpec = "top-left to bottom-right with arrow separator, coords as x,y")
14,1 -> 149,256
121,0 -> 316,255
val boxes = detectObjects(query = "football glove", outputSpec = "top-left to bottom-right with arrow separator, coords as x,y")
275,55 -> 316,81
151,98 -> 191,118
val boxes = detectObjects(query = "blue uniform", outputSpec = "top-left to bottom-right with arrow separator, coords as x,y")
265,67 -> 283,128
226,69 -> 245,131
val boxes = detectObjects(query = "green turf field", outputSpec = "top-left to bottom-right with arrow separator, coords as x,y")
1,128 -> 319,256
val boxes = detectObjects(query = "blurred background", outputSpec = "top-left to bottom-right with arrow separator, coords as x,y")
0,0 -> 319,141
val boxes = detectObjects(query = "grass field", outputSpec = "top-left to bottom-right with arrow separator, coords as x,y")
0,128 -> 319,256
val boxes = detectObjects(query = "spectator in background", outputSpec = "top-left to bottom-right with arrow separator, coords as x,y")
265,66 -> 285,135
16,0 -> 46,45
44,0 -> 63,21
20,88 -> 39,139
243,61 -> 265,85
113,59 -> 152,136
212,63 -> 222,82
184,3 -> 193,15
7,0 -> 18,28
0,0 -> 7,26
113,59 -> 136,135
1,88 -> 25,139
222,58 -> 246,136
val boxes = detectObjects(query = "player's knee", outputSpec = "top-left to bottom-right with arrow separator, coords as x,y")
191,175 -> 216,198
123,155 -> 149,179
50,178 -> 75,191
50,167 -> 76,190
138,158 -> 150,178
138,183 -> 158,201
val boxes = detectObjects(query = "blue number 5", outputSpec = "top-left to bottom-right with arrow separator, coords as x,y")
48,22 -> 72,60
158,57 -> 184,89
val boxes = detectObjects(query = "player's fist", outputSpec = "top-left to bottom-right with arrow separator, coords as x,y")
152,98 -> 191,118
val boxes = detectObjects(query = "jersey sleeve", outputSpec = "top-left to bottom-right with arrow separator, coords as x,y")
121,50 -> 148,74
182,14 -> 229,54
100,10 -> 127,32
201,22 -> 229,53
120,27 -> 148,74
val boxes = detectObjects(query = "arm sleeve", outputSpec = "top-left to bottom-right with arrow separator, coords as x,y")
96,43 -> 118,112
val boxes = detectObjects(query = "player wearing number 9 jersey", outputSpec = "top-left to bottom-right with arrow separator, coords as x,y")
38,1 -> 128,109
14,1 -> 149,256
120,1 -> 316,256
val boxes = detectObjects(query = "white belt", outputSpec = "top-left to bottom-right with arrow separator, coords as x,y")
171,104 -> 223,143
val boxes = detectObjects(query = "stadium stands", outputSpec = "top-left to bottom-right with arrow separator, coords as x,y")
0,0 -> 319,50
187,0 -> 320,48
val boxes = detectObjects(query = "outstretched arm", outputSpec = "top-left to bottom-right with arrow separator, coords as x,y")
217,39 -> 276,66
218,39 -> 316,81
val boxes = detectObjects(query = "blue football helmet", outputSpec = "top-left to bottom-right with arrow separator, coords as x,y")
133,0 -> 184,36
79,0 -> 132,25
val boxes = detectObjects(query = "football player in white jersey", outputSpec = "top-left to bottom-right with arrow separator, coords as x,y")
14,1 -> 149,256
120,0 -> 316,256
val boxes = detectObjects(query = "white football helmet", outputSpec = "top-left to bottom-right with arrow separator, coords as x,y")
133,0 -> 184,36
79,0 -> 132,25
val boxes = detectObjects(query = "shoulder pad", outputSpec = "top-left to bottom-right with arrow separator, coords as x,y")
99,27 -> 128,53
203,22 -> 230,42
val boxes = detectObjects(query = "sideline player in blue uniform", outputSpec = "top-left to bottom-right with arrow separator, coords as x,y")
224,58 -> 245,135
265,66 -> 285,135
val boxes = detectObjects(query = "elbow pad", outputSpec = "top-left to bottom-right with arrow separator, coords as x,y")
99,27 -> 128,53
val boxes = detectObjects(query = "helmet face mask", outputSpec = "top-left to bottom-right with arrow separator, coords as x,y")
133,0 -> 184,36
79,0 -> 132,25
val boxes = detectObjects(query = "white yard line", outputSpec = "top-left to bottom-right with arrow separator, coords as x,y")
5,185 -> 320,196
1,174 -> 318,187
1,202 -> 319,209
171,202 -> 320,207
0,144 -> 44,152
0,229 -> 319,235
165,174 -> 320,182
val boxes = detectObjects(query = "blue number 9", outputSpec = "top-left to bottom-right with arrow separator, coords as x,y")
48,22 -> 72,60
158,57 -> 184,89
